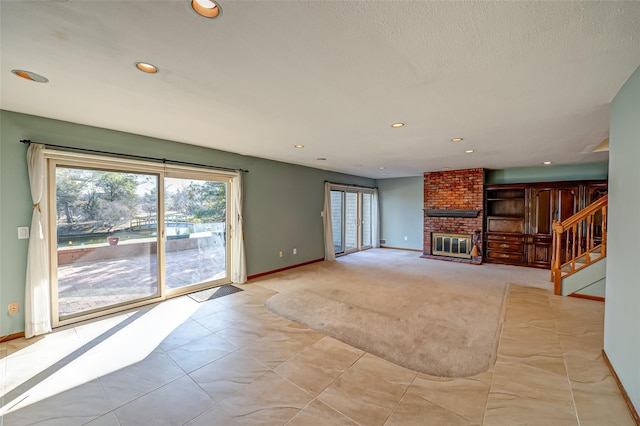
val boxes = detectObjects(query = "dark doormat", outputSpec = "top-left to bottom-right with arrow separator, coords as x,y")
188,284 -> 244,303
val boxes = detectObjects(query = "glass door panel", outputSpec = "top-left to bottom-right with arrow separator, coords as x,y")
362,193 -> 372,247
345,192 -> 358,252
331,190 -> 344,254
55,167 -> 160,318
164,177 -> 228,291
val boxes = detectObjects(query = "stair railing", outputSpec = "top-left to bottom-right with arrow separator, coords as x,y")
551,194 -> 608,295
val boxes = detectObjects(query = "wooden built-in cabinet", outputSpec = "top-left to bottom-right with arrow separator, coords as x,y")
484,180 -> 607,268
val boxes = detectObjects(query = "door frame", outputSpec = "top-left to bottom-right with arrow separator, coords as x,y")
46,150 -> 236,327
329,184 -> 375,257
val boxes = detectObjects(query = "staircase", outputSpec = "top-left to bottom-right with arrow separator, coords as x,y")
551,195 -> 608,297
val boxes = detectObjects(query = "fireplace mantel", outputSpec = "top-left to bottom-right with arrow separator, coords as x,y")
424,209 -> 481,218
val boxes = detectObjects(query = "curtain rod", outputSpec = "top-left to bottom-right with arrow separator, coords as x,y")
20,139 -> 249,174
325,180 -> 377,189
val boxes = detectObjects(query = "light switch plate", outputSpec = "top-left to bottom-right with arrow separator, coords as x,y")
18,227 -> 29,239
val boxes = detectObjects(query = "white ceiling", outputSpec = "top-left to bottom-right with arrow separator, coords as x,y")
2,1 -> 639,179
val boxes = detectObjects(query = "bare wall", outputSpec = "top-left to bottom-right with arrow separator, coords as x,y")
605,64 -> 640,412
486,162 -> 608,184
378,176 -> 423,250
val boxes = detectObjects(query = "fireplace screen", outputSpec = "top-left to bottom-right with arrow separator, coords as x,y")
432,233 -> 472,259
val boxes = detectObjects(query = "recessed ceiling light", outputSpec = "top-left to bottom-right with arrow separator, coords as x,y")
379,166 -> 385,170
465,149 -> 474,154
316,157 -> 326,161
294,144 -> 304,148
11,69 -> 48,83
451,138 -> 463,142
382,173 -> 388,176
391,123 -> 405,128
441,167 -> 451,170
135,62 -> 158,73
542,161 -> 553,165
192,0 -> 221,18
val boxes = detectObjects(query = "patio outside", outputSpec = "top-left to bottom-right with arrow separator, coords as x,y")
54,167 -> 229,318
57,239 -> 226,317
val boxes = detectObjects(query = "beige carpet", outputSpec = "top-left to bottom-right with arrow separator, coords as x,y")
260,249 -> 550,377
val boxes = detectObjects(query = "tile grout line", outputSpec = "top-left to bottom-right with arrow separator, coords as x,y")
80,411 -> 121,426
288,395 -> 365,426
299,350 -> 367,426
381,373 -> 418,425
191,297 -> 324,424
412,374 -> 491,425
281,396 -> 316,426
318,349 -> 366,393
105,314 -> 216,420
549,294 -> 582,426
183,371 -> 238,425
480,284 -> 513,426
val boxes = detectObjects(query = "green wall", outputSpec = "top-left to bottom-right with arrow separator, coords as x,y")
0,110 -> 374,336
378,176 -> 423,251
605,65 -> 640,411
486,162 -> 608,184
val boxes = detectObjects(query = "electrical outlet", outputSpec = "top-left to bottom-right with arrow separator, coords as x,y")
293,248 -> 297,255
279,250 -> 283,258
8,302 -> 19,315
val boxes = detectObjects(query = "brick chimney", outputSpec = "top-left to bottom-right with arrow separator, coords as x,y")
422,168 -> 484,263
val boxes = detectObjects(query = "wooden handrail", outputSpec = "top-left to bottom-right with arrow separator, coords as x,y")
551,195 -> 608,295
554,195 -> 608,232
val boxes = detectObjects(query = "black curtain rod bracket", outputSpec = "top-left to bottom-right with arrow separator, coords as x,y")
20,139 -> 249,173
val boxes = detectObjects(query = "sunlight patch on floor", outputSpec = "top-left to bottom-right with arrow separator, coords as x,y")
1,297 -> 198,415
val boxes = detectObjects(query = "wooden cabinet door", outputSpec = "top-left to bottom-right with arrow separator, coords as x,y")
557,187 -> 579,222
528,186 -> 578,268
531,188 -> 553,235
529,188 -> 554,267
585,184 -> 608,206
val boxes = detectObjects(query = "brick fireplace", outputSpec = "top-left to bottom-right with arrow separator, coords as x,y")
422,168 -> 484,264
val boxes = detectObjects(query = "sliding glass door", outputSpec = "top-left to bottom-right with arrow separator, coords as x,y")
164,176 -> 228,293
54,167 -> 161,318
362,192 -> 372,248
331,188 -> 374,255
344,192 -> 358,252
51,158 -> 232,325
331,190 -> 344,254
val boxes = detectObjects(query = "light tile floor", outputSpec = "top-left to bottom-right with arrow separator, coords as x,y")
0,271 -> 635,425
